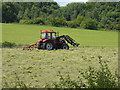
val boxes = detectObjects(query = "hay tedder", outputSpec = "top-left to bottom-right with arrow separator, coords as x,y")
22,30 -> 80,50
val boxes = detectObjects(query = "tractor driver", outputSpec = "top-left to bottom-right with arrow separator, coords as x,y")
46,33 -> 50,39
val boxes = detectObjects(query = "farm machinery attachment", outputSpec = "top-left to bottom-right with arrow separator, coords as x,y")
22,30 -> 80,50
22,43 -> 38,50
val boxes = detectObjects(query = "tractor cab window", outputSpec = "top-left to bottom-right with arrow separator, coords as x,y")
46,33 -> 50,39
51,33 -> 56,40
41,33 -> 46,39
41,33 -> 56,39
41,33 -> 51,39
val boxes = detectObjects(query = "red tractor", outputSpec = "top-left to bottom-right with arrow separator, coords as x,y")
23,30 -> 79,50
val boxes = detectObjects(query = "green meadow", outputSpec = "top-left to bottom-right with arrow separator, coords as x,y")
2,23 -> 118,88
2,23 -> 118,47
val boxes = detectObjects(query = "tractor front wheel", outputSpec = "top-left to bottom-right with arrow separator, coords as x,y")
43,41 -> 54,50
61,44 -> 69,50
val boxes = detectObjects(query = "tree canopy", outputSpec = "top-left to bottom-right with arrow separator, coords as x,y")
2,2 -> 120,30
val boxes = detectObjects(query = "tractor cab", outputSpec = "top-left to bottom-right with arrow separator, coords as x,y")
36,30 -> 79,50
40,31 -> 57,40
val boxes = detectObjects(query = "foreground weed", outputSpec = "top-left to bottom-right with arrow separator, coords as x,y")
47,71 -> 83,88
14,72 -> 28,88
50,56 -> 118,88
80,56 -> 118,88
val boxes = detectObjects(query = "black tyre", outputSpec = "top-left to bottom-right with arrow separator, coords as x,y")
61,44 -> 69,50
43,41 -> 54,50
38,42 -> 41,49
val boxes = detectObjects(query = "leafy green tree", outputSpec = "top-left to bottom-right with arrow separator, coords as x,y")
30,5 -> 38,19
2,2 -> 59,23
2,2 -> 18,23
33,17 -> 45,25
70,15 -> 84,27
76,15 -> 84,25
17,10 -> 24,21
50,17 -> 67,27
71,10 -> 78,20
67,21 -> 77,28
2,2 -> 120,30
23,8 -> 31,20
116,24 -> 120,30
81,18 -> 98,30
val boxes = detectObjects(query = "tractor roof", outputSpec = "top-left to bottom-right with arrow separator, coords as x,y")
41,31 -> 56,33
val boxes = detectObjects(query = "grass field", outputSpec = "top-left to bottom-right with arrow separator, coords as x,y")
2,23 -> 118,88
2,47 -> 118,88
2,23 -> 118,47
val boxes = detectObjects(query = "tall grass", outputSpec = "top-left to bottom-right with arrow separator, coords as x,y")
47,57 -> 118,88
4,57 -> 118,88
2,47 -> 118,88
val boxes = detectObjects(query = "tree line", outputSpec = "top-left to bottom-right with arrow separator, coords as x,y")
2,2 -> 120,30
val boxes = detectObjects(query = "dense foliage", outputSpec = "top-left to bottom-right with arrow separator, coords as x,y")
2,2 -> 120,30
2,2 -> 59,23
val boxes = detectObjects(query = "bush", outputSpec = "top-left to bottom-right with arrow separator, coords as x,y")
81,18 -> 98,30
66,16 -> 84,28
48,71 -> 83,88
81,56 -> 118,88
50,17 -> 67,27
19,20 -> 27,24
19,17 -> 45,25
2,41 -> 16,48
67,21 -> 77,28
33,17 -> 45,25
49,56 -> 118,88
26,20 -> 34,24
76,15 -> 84,26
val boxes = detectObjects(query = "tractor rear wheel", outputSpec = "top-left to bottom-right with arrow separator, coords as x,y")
61,44 -> 69,50
43,41 -> 54,50
38,42 -> 42,49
